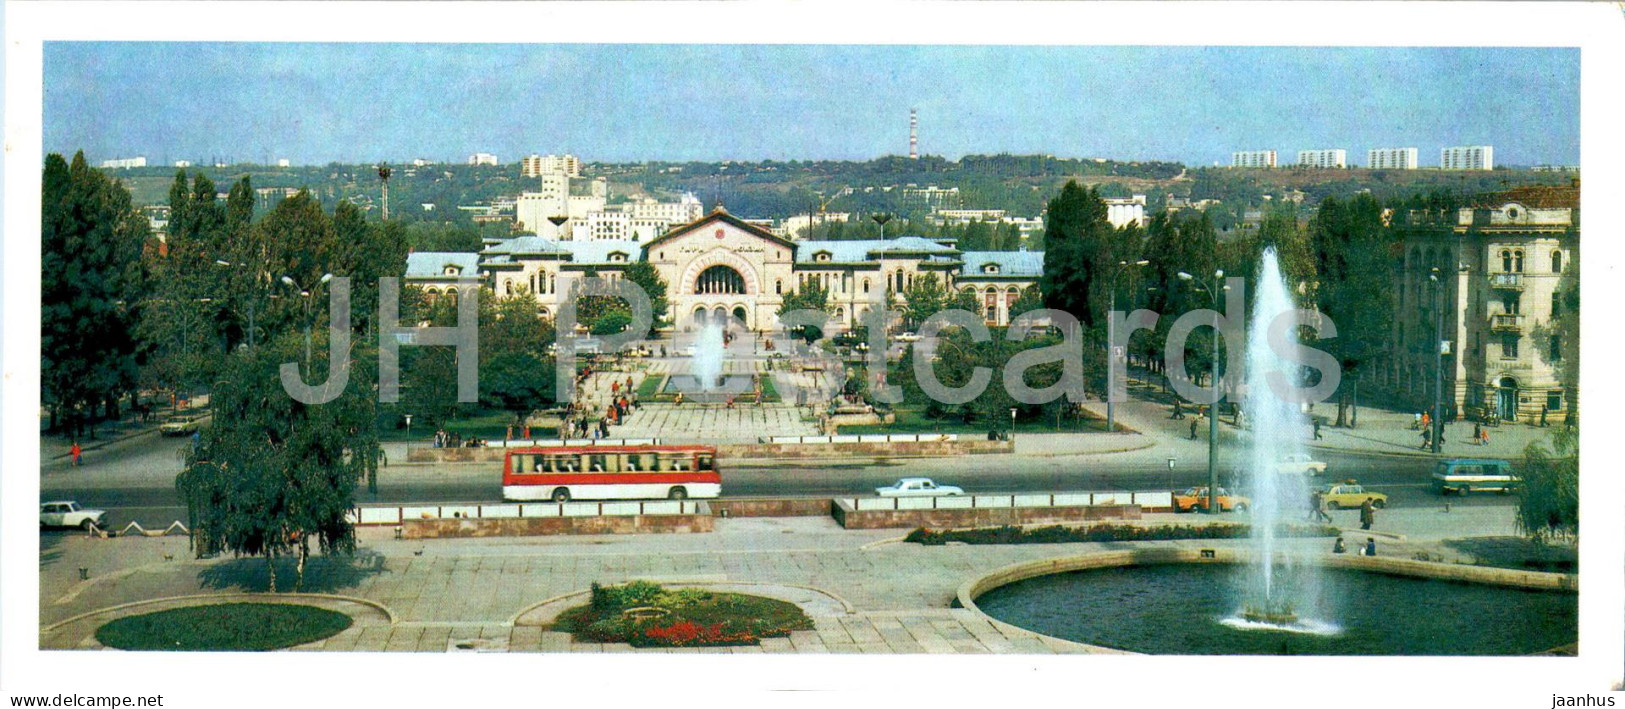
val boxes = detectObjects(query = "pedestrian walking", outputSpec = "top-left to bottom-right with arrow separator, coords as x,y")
1419,428 -> 1431,450
1313,419 -> 1322,440
1420,411 -> 1431,432
1479,428 -> 1490,446
1190,417 -> 1199,440
1472,422 -> 1482,445
1310,493 -> 1332,523
1359,498 -> 1375,531
1413,412 -> 1422,430
1171,400 -> 1184,420
69,441 -> 82,467
1540,404 -> 1549,427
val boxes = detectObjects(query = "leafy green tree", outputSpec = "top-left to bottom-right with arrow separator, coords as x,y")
1309,194 -> 1396,426
622,260 -> 670,326
777,281 -> 833,343
178,335 -> 380,592
900,273 -> 953,331
41,152 -> 150,436
1515,426 -> 1577,545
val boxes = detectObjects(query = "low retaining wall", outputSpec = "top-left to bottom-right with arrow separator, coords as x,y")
831,498 -> 1141,530
349,500 -> 707,525
403,514 -> 714,538
708,498 -> 832,518
719,439 -> 1012,459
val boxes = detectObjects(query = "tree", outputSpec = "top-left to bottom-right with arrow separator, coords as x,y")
41,152 -> 150,436
900,273 -> 953,331
177,335 -> 380,592
1515,426 -> 1577,545
1309,194 -> 1396,426
777,281 -> 833,343
622,260 -> 670,327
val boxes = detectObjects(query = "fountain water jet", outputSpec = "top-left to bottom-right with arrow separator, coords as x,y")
1233,247 -> 1331,633
691,321 -> 726,391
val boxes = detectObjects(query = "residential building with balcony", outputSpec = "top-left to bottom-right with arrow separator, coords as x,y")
1381,183 -> 1577,424
1232,150 -> 1277,168
1368,147 -> 1419,170
1296,149 -> 1347,169
1441,145 -> 1494,170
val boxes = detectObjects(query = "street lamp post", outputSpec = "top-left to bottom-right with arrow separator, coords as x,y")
281,273 -> 334,375
1009,407 -> 1017,444
1106,260 -> 1150,434
1178,269 -> 1226,514
871,213 -> 892,240
1430,267 -> 1445,453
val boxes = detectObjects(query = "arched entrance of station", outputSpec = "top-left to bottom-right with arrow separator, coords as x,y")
694,307 -> 709,328
732,306 -> 748,330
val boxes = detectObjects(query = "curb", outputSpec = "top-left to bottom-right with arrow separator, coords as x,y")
42,591 -> 397,634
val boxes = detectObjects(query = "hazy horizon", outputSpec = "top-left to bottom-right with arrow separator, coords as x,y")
46,44 -> 1579,168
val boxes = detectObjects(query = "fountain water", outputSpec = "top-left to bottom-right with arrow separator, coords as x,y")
1229,247 -> 1336,634
691,320 -> 726,391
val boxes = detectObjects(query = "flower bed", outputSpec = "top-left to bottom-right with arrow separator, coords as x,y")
905,522 -> 1339,545
550,581 -> 814,648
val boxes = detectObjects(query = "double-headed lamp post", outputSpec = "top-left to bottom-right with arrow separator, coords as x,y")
1178,268 -> 1226,514
281,273 -> 334,374
1430,267 -> 1445,453
1106,260 -> 1150,434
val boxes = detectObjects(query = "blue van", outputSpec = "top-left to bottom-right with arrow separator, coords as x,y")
1431,459 -> 1520,496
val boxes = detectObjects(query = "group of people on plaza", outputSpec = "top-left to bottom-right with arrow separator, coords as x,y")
432,430 -> 486,448
1332,536 -> 1378,557
560,372 -> 639,440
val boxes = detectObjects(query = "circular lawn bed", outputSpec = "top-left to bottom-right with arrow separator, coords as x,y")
95,602 -> 352,651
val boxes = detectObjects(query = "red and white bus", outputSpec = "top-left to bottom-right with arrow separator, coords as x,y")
501,445 -> 721,502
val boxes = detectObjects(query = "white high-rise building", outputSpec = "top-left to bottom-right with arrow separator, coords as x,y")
1441,145 -> 1495,170
469,152 -> 499,166
100,156 -> 147,169
521,154 -> 581,178
1296,149 -> 1347,168
1368,147 -> 1419,170
1232,150 -> 1277,168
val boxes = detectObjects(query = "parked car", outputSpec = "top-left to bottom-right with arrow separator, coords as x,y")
893,332 -> 922,343
1313,481 -> 1387,509
875,477 -> 964,497
1173,486 -> 1250,513
40,501 -> 106,530
1431,459 -> 1521,496
159,414 -> 202,436
1276,453 -> 1328,476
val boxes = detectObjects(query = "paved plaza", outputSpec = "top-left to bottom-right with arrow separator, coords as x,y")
40,505 -> 1528,653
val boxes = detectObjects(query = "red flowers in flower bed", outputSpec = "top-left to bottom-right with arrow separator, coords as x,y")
641,620 -> 759,647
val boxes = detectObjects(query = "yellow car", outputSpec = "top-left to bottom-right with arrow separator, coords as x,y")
1173,486 -> 1250,513
1313,481 -> 1387,510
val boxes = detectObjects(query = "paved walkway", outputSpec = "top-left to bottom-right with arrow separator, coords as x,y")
40,507 -> 1529,653
1079,375 -> 1560,462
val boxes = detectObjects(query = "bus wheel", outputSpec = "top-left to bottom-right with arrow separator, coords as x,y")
1457,485 -> 1471,497
668,487 -> 688,500
552,488 -> 571,503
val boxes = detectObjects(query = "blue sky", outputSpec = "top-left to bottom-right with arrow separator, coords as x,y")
44,43 -> 1579,167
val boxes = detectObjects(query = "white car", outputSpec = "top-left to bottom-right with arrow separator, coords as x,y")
875,477 -> 964,497
1276,454 -> 1327,476
40,501 -> 106,530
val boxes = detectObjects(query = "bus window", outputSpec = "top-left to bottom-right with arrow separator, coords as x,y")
626,453 -> 647,472
696,453 -> 715,471
663,454 -> 687,471
553,455 -> 577,473
590,454 -> 608,472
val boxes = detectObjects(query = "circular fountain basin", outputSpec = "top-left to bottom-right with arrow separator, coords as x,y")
662,374 -> 756,395
963,551 -> 1576,655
